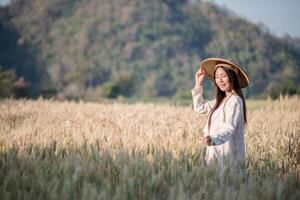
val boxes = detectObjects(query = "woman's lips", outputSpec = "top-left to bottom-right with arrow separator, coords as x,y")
218,83 -> 226,87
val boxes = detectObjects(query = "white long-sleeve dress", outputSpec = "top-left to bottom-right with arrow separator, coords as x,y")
191,86 -> 246,168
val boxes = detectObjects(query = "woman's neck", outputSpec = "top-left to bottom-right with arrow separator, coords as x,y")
225,89 -> 236,97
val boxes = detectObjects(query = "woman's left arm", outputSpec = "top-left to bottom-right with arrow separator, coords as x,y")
209,97 -> 243,146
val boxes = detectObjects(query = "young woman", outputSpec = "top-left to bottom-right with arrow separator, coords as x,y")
191,58 -> 250,168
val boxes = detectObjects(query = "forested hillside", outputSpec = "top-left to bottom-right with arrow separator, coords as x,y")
1,0 -> 300,100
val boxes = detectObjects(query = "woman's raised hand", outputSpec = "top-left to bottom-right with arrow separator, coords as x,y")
194,67 -> 205,90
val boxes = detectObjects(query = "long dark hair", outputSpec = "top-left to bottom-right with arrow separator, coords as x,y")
208,66 -> 247,130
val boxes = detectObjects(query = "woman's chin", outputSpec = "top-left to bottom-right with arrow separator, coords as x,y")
218,86 -> 230,92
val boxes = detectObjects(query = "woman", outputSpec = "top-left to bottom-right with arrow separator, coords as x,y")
191,58 -> 250,168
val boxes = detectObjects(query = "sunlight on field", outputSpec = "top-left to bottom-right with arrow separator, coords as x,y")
0,97 -> 299,199
246,99 -> 270,111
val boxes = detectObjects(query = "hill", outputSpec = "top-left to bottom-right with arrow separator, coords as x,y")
1,0 -> 300,100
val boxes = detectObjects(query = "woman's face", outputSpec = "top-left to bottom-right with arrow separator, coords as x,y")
214,67 -> 232,92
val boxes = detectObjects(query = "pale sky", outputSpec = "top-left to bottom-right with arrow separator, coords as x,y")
0,0 -> 9,7
210,0 -> 300,38
1,0 -> 300,38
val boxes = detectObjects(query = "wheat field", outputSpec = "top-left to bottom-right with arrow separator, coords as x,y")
0,97 -> 299,199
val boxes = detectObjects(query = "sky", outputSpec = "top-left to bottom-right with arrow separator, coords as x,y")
209,0 -> 300,38
0,0 -> 9,7
1,0 -> 300,38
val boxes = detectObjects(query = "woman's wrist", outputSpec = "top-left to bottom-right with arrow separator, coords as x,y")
194,84 -> 203,90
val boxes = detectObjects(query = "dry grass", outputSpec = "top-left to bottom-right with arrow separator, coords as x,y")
0,96 -> 299,199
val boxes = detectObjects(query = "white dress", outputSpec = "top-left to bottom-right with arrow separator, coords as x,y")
191,86 -> 246,168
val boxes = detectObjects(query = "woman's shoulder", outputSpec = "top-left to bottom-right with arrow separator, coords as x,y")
228,94 -> 243,105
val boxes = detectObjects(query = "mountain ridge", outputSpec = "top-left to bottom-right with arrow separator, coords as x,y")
0,0 -> 299,100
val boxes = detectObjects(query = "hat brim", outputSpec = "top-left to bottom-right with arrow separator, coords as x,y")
200,57 -> 250,88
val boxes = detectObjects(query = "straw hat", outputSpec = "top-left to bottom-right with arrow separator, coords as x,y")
200,57 -> 250,88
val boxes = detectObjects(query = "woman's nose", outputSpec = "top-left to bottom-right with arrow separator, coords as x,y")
217,77 -> 223,83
